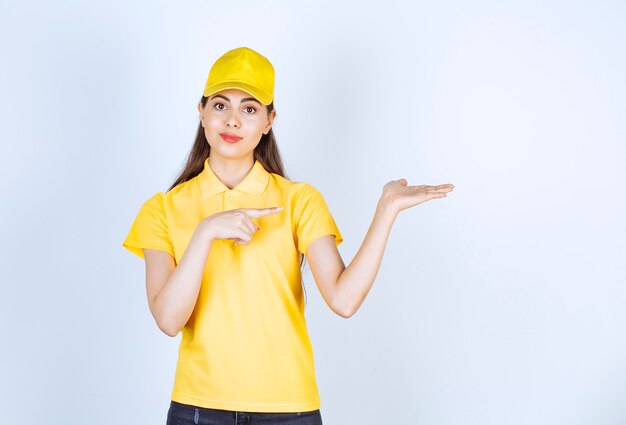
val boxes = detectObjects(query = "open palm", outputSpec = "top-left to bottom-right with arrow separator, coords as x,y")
382,179 -> 455,213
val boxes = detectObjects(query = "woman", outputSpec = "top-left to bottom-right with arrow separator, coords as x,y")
123,46 -> 454,425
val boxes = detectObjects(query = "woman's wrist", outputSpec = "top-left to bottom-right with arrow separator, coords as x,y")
374,197 -> 399,227
196,219 -> 215,242
376,194 -> 399,220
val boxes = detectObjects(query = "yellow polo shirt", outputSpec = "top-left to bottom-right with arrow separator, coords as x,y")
122,157 -> 343,412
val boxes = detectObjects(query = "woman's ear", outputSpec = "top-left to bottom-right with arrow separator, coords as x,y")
198,102 -> 204,126
264,109 -> 276,134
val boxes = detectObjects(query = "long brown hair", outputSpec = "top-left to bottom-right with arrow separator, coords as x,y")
168,95 -> 310,288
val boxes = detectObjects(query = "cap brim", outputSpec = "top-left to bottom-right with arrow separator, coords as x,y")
203,80 -> 272,105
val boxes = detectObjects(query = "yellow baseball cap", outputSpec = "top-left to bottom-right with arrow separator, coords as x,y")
202,47 -> 275,105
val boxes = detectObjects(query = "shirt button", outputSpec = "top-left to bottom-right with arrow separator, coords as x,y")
227,194 -> 233,199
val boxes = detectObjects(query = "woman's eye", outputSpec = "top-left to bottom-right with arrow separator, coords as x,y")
244,106 -> 256,114
214,103 -> 226,110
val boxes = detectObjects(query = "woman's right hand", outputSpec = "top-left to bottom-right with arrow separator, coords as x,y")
199,206 -> 284,245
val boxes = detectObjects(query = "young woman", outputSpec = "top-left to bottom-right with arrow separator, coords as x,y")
123,46 -> 454,425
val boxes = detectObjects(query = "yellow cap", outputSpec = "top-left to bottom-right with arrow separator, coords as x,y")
203,47 -> 275,105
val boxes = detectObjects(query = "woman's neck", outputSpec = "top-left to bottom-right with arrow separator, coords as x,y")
207,155 -> 255,190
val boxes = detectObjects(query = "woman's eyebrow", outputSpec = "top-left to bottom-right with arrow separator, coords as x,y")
210,94 -> 261,106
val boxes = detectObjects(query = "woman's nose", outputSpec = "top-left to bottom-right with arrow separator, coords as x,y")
226,111 -> 241,128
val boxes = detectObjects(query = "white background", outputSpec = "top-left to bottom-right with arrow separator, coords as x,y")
1,1 -> 625,424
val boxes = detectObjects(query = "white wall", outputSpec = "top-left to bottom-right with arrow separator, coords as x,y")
1,1 -> 625,424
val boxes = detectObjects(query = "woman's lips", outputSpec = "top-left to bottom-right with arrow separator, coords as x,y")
220,133 -> 242,143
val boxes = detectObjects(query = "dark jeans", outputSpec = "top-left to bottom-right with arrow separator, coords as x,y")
166,400 -> 323,425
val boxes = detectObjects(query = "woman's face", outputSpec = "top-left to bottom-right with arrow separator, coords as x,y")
198,88 -> 276,161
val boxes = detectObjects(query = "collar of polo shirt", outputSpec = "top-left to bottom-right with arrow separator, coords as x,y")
197,157 -> 270,197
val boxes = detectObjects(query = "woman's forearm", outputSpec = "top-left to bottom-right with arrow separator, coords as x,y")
153,223 -> 214,336
333,197 -> 398,317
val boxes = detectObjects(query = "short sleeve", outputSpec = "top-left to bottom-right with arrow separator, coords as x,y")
294,184 -> 343,256
122,192 -> 174,260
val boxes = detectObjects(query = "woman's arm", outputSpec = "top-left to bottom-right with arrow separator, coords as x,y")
144,206 -> 282,336
144,224 -> 215,337
306,179 -> 454,318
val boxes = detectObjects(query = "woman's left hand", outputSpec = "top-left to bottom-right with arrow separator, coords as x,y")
381,179 -> 455,214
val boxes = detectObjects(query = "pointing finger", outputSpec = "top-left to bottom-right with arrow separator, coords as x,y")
240,206 -> 284,217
